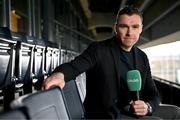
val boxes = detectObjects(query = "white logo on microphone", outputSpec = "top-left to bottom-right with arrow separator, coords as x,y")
128,79 -> 139,82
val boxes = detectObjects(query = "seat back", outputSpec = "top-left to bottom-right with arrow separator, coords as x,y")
45,46 -> 53,75
63,80 -> 85,119
44,41 -> 60,75
12,33 -> 35,94
33,38 -> 45,90
0,106 -> 29,119
0,27 -> 16,89
76,74 -> 86,102
11,87 -> 70,120
22,36 -> 35,94
153,104 -> 180,119
0,27 -> 16,110
52,48 -> 60,71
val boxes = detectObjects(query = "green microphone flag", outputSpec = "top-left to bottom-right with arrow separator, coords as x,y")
127,70 -> 142,100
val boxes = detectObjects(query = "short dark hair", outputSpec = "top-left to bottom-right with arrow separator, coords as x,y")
115,6 -> 143,23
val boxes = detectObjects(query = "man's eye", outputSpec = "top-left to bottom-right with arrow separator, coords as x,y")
118,24 -> 128,28
132,25 -> 140,29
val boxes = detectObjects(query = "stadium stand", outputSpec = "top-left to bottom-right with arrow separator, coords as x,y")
0,27 -> 60,111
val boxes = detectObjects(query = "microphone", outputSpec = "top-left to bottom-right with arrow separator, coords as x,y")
127,70 -> 142,100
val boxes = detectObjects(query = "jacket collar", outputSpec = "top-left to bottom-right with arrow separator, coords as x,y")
109,36 -> 141,82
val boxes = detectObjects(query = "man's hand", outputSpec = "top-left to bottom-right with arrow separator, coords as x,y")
42,72 -> 65,90
130,100 -> 149,116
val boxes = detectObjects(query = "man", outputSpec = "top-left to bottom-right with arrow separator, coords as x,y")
43,6 -> 160,119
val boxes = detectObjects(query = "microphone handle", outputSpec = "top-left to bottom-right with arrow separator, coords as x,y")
136,91 -> 139,100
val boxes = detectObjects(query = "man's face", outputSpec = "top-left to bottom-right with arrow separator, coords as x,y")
114,14 -> 142,51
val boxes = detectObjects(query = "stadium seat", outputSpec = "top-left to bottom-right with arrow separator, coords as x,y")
32,38 -> 46,90
52,47 -> 60,71
153,104 -> 180,119
76,74 -> 86,102
44,42 -> 54,77
12,33 -> 35,94
0,27 -> 16,110
44,41 -> 60,76
11,87 -> 70,119
0,106 -> 29,119
63,80 -> 85,119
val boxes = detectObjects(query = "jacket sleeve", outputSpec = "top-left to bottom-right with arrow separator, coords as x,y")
52,42 -> 98,82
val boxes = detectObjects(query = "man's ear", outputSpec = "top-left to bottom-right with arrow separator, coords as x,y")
139,24 -> 143,34
113,24 -> 117,34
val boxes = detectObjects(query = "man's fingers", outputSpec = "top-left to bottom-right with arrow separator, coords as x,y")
42,79 -> 52,90
132,100 -> 148,116
42,72 -> 65,90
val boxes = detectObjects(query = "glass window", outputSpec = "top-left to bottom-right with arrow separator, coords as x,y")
143,41 -> 180,84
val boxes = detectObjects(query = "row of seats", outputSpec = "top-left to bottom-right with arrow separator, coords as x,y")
1,79 -> 180,120
0,27 -> 60,111
0,80 -> 85,120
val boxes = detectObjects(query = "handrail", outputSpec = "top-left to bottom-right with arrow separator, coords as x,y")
153,76 -> 180,89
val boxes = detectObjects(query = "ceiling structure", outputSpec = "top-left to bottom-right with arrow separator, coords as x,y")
79,0 -> 180,47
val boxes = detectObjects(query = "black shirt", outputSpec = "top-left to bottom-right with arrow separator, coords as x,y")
118,46 -> 138,108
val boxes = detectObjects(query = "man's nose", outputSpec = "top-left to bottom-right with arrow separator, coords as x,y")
126,27 -> 132,36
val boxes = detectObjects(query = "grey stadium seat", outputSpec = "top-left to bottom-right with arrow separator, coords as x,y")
11,87 -> 71,120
